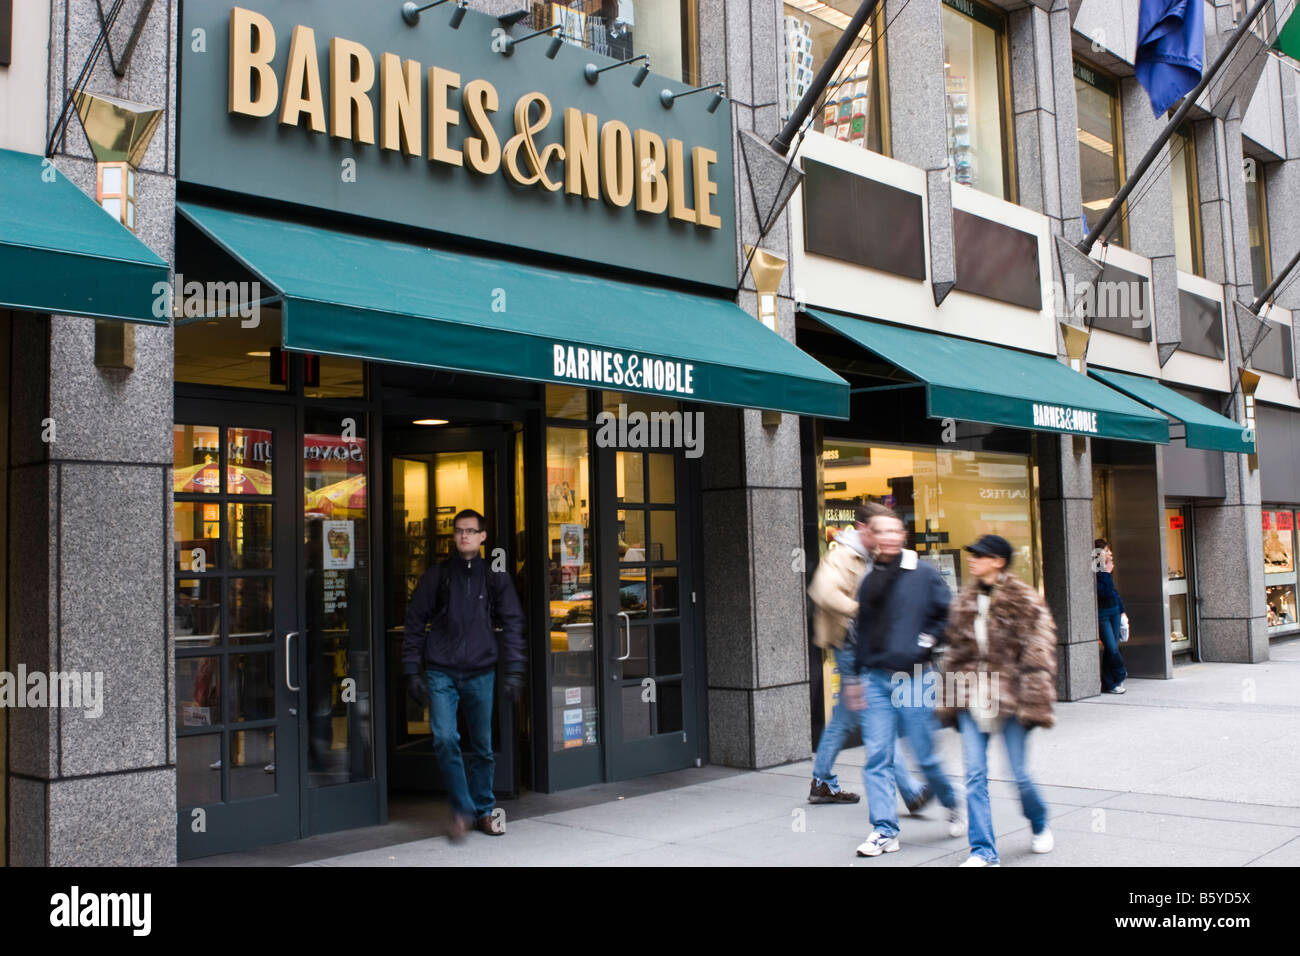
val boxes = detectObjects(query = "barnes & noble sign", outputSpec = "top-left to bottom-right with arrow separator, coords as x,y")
179,1 -> 736,288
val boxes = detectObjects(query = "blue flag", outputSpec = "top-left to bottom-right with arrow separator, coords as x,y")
1135,0 -> 1205,116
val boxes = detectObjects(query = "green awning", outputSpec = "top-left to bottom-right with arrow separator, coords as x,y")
0,148 -> 169,322
177,203 -> 848,418
806,309 -> 1169,444
1089,368 -> 1253,453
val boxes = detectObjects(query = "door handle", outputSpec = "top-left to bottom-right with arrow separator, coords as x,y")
284,631 -> 300,692
617,612 -> 631,661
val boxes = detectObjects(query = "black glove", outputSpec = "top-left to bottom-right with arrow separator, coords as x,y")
406,673 -> 430,708
502,671 -> 525,702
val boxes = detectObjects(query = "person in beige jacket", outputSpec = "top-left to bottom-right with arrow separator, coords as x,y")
806,502 -> 926,809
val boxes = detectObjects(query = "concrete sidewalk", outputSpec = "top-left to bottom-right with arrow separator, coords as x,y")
196,637 -> 1300,867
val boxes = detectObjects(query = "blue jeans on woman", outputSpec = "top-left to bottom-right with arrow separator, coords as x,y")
958,712 -> 1048,863
812,643 -> 923,802
427,667 -> 496,820
1098,606 -> 1128,691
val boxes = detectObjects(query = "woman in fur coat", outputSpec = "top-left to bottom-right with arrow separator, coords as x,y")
936,534 -> 1057,866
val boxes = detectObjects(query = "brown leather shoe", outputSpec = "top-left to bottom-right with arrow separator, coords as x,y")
446,813 -> 470,842
809,781 -> 860,804
475,813 -> 504,836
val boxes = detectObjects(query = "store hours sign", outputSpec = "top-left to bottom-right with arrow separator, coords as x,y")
179,1 -> 736,288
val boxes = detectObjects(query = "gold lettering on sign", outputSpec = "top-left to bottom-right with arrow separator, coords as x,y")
279,24 -> 326,131
330,38 -> 376,144
692,146 -> 720,229
666,138 -> 695,222
229,7 -> 278,117
462,79 -> 501,175
427,67 -> 462,167
600,120 -> 634,208
635,129 -> 667,214
379,53 -> 422,156
564,108 -> 599,199
503,92 -> 564,192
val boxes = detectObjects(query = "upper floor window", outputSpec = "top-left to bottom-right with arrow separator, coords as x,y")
1246,168 -> 1272,298
1,0 -> 11,67
1170,125 -> 1203,276
1233,0 -> 1275,43
1075,60 -> 1127,248
783,1 -> 889,155
941,0 -> 1013,201
533,1 -> 700,86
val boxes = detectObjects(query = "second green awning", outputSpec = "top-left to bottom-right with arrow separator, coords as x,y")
1089,368 -> 1254,453
178,203 -> 848,419
0,148 -> 169,322
806,310 -> 1169,444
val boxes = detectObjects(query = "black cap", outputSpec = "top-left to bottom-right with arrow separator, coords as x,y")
965,534 -> 1014,567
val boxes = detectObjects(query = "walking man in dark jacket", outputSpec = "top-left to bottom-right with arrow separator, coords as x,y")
403,509 -> 526,839
850,510 -> 963,857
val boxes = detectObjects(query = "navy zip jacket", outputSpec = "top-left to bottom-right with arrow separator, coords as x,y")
402,556 -> 526,675
1096,571 -> 1126,614
853,550 -> 952,673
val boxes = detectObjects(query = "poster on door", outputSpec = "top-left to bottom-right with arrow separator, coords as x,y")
323,520 -> 355,570
560,523 -> 583,567
562,707 -> 584,748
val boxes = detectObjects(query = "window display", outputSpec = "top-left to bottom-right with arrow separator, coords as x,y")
1075,60 -> 1126,248
784,1 -> 887,154
941,0 -> 1010,200
1165,507 -> 1192,647
530,1 -> 700,86
1262,508 -> 1298,632
1171,126 -> 1203,276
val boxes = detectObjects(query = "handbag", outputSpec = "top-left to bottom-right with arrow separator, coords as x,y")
1118,616 -> 1130,643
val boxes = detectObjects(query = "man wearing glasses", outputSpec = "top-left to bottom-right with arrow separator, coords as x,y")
403,509 -> 526,839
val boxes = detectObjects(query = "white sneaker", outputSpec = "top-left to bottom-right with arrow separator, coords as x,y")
1105,684 -> 1127,695
1030,827 -> 1055,854
946,805 -> 965,838
856,831 -> 901,857
958,855 -> 999,867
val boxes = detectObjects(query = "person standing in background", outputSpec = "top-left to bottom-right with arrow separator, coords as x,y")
1094,538 -> 1128,695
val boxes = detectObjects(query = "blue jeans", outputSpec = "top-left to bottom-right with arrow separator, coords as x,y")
427,667 -> 496,819
813,645 -> 922,802
1098,607 -> 1128,691
958,712 -> 1048,863
863,667 -> 958,838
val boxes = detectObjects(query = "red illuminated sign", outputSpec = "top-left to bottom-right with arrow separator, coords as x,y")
1263,512 -> 1272,530
1168,515 -> 1184,530
1280,512 -> 1295,531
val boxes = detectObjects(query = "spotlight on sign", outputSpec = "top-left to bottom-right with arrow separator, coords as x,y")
502,23 -> 562,57
400,0 -> 466,28
660,82 -> 726,113
584,54 -> 650,86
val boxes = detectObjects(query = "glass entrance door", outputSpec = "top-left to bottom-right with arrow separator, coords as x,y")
385,425 -> 518,794
173,402 -> 300,858
597,445 -> 697,780
543,388 -> 702,787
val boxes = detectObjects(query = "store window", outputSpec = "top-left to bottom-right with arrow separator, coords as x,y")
546,425 -> 597,752
1074,60 -> 1126,247
1246,172 -> 1272,298
941,0 -> 1013,201
819,440 -> 1041,591
784,1 -> 889,154
530,1 -> 700,86
1165,507 -> 1193,649
1171,125 -> 1203,276
1262,508 -> 1298,631
818,439 -> 1040,719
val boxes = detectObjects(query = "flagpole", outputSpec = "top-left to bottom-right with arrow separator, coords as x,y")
1250,245 -> 1300,314
1079,0 -> 1272,255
